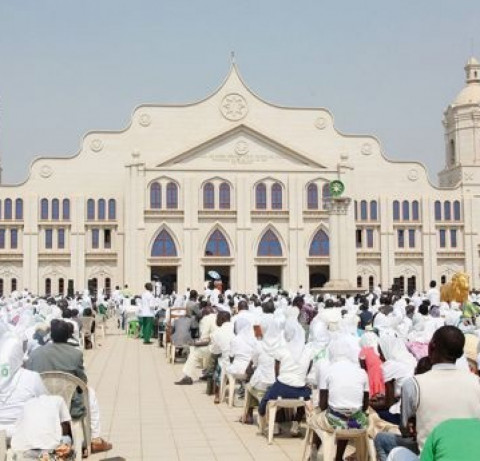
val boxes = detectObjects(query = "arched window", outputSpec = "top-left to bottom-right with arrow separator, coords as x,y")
205,229 -> 230,256
11,278 -> 17,292
108,199 -> 116,220
453,200 -> 461,221
45,278 -> 51,296
444,201 -> 451,221
40,198 -> 48,220
58,278 -> 65,295
322,183 -> 331,209
402,200 -> 410,221
449,139 -> 456,166
357,276 -> 362,288
271,183 -> 282,209
150,182 -> 161,209
87,199 -> 95,220
4,199 -> 12,220
105,277 -> 111,296
203,182 -> 215,209
98,199 -> 106,220
219,182 -> 230,209
434,200 -> 442,221
412,200 -> 419,221
307,183 -> 318,210
258,230 -> 282,256
0,279 -> 3,296
368,276 -> 374,291
15,199 -> 23,220
255,183 -> 267,209
360,200 -> 368,220
309,229 -> 329,256
354,200 -> 358,220
370,201 -> 378,221
51,199 -> 60,220
393,200 -> 400,221
166,182 -> 178,209
62,199 -> 70,220
151,229 -> 177,257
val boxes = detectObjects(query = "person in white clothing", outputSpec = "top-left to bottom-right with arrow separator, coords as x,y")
426,280 -> 440,307
227,316 -> 256,378
140,283 -> 155,344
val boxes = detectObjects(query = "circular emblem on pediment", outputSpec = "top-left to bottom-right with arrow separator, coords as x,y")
139,113 -> 151,127
220,93 -> 248,121
315,117 -> 327,130
361,143 -> 373,155
40,165 -> 53,179
90,139 -> 104,152
234,141 -> 249,155
408,168 -> 419,182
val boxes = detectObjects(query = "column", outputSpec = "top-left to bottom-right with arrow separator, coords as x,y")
22,194 -> 39,293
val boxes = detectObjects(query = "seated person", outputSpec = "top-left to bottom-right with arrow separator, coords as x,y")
227,317 -> 256,379
81,308 -> 96,349
171,312 -> 193,348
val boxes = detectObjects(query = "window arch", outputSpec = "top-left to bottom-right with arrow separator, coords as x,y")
40,198 -> 48,220
322,183 -> 331,209
444,201 -> 451,221
13,199 -> 22,220
51,199 -> 60,220
219,182 -> 230,209
255,183 -> 267,209
98,199 -> 106,220
108,199 -> 116,220
203,182 -> 215,209
151,229 -> 177,257
271,183 -> 282,209
4,199 -> 12,220
309,229 -> 329,256
360,200 -> 368,220
307,183 -> 318,210
166,182 -> 178,209
87,199 -> 95,220
258,229 -> 282,257
434,200 -> 442,221
62,199 -> 70,220
205,229 -> 230,256
402,200 -> 410,221
412,200 -> 419,221
453,200 -> 461,221
150,182 -> 161,209
370,201 -> 378,221
393,200 -> 400,221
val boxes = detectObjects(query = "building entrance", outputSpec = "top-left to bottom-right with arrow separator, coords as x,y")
309,265 -> 330,289
257,266 -> 282,289
204,266 -> 231,290
150,266 -> 177,294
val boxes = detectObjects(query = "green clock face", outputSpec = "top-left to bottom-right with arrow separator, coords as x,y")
330,180 -> 345,197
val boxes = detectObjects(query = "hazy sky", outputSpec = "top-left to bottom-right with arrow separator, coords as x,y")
0,1 -> 479,184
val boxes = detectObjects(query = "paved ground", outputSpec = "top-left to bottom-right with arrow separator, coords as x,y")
85,322 -> 306,461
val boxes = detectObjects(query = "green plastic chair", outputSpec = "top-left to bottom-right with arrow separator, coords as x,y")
127,319 -> 140,338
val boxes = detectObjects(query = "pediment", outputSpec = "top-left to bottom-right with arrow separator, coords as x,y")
157,125 -> 326,170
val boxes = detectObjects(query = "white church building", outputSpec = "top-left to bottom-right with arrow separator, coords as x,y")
1,57 -> 480,296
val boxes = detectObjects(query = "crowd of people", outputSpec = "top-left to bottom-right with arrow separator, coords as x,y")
2,278 -> 480,460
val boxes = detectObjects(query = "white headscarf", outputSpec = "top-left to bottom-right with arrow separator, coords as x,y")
284,318 -> 305,362
0,333 -> 25,401
378,336 -> 416,369
235,316 -> 257,350
328,336 -> 360,364
309,319 -> 330,350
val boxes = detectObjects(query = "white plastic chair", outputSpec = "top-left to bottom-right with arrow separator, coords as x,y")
95,314 -> 106,339
0,430 -> 6,461
262,398 -> 306,444
41,371 -> 91,461
81,317 -> 96,350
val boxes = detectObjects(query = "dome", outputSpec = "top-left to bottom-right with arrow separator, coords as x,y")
453,83 -> 480,105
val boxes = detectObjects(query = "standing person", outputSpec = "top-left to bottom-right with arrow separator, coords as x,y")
426,280 -> 440,307
186,290 -> 201,339
140,283 -> 155,344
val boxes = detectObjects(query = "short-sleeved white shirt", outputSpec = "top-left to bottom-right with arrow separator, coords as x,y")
273,346 -> 313,388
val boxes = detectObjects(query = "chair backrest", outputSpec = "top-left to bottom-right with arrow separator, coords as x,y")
81,317 -> 94,334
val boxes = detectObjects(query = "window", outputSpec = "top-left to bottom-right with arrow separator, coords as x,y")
366,229 -> 374,248
105,277 -> 111,296
360,200 -> 368,220
354,200 -> 358,220
255,183 -> 267,209
307,184 -> 318,210
444,201 -> 451,221
15,199 -> 23,220
407,276 -> 416,295
59,278 -> 65,295
62,199 -> 70,220
357,276 -> 362,288
402,200 -> 410,221
11,278 -> 17,292
205,229 -> 230,256
150,182 -> 161,209
450,229 -> 457,248
271,183 -> 282,209
4,199 -> 12,220
0,200 -> 2,220
370,201 -> 378,221
408,229 -> 415,248
203,182 -> 215,209
368,276 -> 374,291
322,183 -> 331,209
356,229 -> 363,248
449,139 -> 456,166
10,229 -> 18,249
0,229 -> 5,249
104,229 -> 111,249
68,280 -> 74,298
51,199 -> 59,220
219,182 -> 230,209
434,201 -> 442,221
92,229 -> 100,249
108,199 -> 116,220
439,229 -> 446,248
98,199 -> 106,220
453,201 -> 461,221
309,230 -> 329,256
58,228 -> 65,249
393,201 -> 400,221
45,229 -> 53,249
441,275 -> 446,284
166,182 -> 178,209
412,201 -> 419,221
151,229 -> 177,257
0,279 -> 3,296
45,278 -> 51,296
258,230 -> 282,256
87,199 -> 95,220
397,229 -> 405,248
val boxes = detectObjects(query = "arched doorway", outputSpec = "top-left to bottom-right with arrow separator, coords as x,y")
150,229 -> 178,294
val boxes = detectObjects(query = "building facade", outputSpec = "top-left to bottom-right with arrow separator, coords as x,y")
1,58 -> 480,296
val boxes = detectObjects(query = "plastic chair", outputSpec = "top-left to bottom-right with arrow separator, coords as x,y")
40,371 -> 91,461
95,314 -> 106,339
262,398 -> 306,444
81,317 -> 96,349
220,372 -> 246,408
164,309 -> 186,357
127,319 -> 140,338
